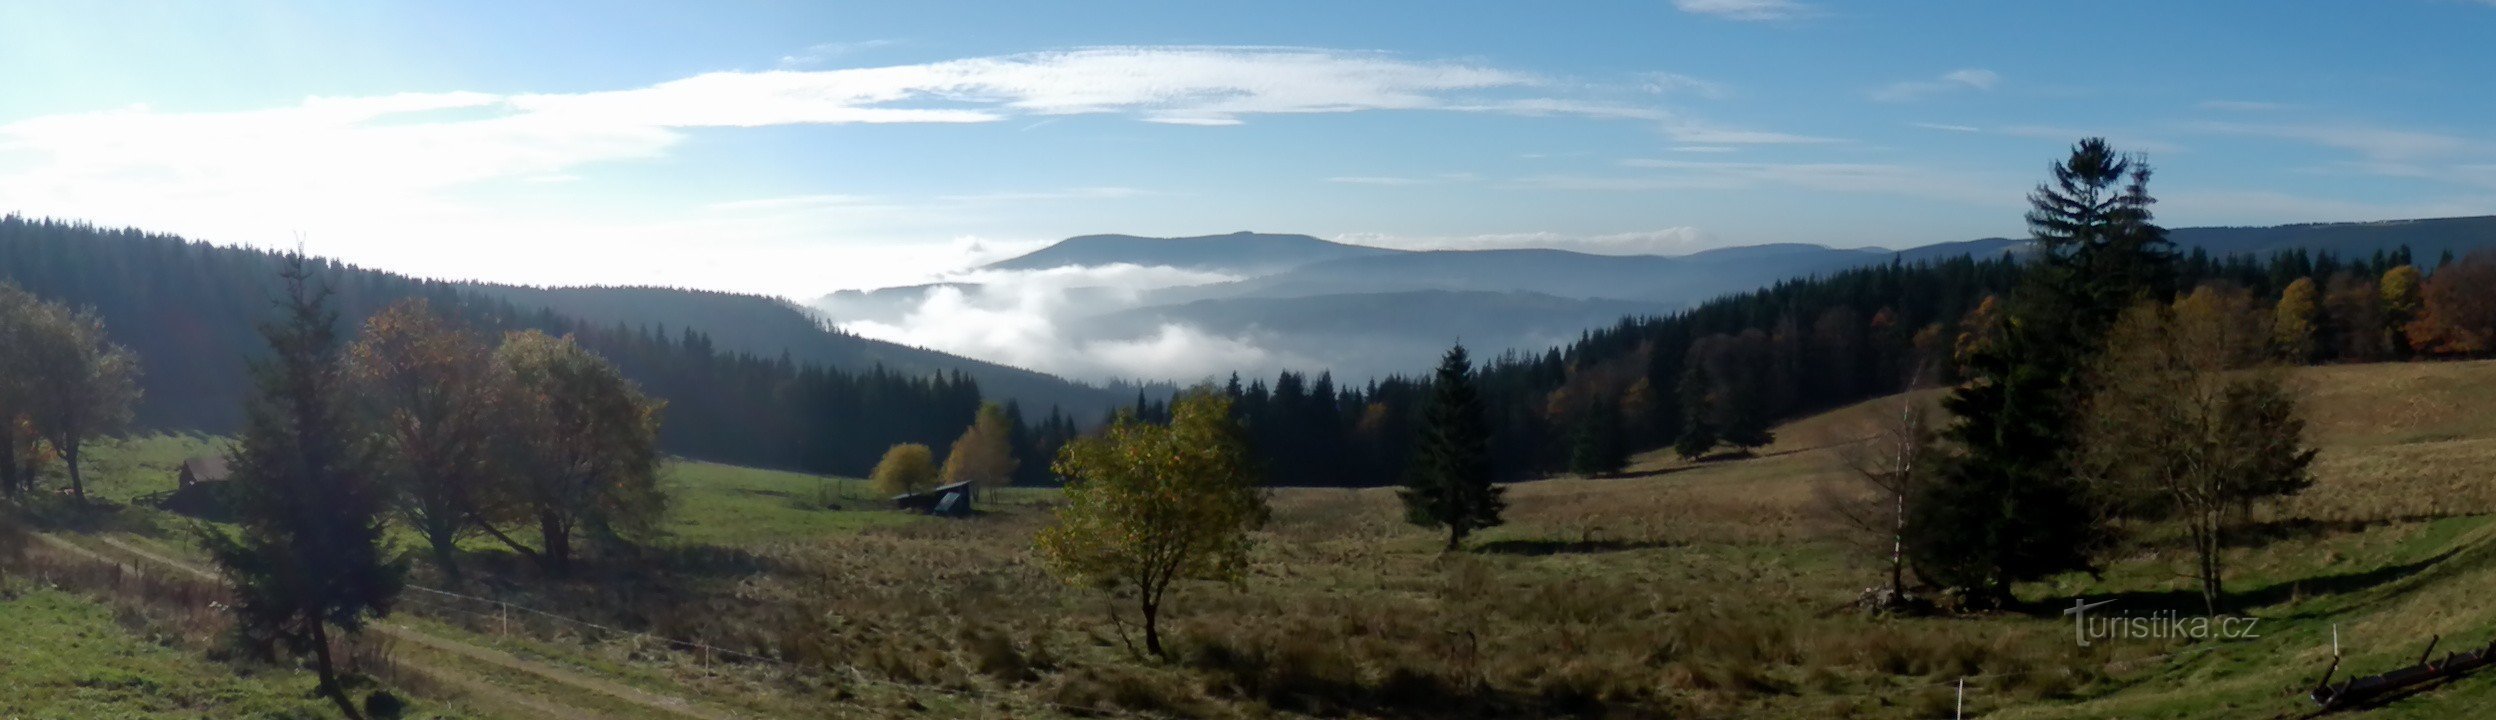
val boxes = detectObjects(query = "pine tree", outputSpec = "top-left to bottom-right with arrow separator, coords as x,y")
1567,400 -> 1627,477
1399,344 -> 1505,551
201,254 -> 405,715
1909,139 -> 2173,605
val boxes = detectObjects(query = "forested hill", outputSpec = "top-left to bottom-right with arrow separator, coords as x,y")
468,284 -> 1119,416
1194,242 -> 2489,487
0,215 -> 1085,478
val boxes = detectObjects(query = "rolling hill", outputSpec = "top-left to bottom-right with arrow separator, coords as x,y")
470,284 -> 1120,416
812,216 -> 2496,386
983,231 -> 1402,273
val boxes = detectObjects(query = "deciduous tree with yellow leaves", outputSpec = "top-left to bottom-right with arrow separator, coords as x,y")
1036,390 -> 1266,657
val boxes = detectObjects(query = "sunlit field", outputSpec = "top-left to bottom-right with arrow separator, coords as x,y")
8,360 -> 2491,718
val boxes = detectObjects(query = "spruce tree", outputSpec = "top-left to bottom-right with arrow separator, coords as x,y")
1908,138 -> 2174,605
1400,344 -> 1505,551
1567,401 -> 1627,477
202,254 -> 405,716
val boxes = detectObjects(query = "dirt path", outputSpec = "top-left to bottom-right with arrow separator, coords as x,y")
49,531 -> 755,720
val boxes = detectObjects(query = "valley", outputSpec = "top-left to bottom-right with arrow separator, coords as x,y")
13,359 -> 2496,718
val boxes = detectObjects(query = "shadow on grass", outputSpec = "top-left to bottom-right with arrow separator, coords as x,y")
2020,547 -> 2463,619
1473,538 -> 1678,556
2224,514 -> 2486,549
14,495 -> 178,538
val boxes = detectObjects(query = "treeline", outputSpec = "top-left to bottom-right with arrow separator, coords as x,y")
1192,228 -> 2488,488
0,215 -> 1076,478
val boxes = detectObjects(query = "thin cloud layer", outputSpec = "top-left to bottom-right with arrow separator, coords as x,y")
830,263 -> 1308,383
1332,228 -> 1711,255
1673,0 -> 1815,21
1871,69 -> 2000,102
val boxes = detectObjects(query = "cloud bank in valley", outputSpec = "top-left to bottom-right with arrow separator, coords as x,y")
830,263 -> 1313,384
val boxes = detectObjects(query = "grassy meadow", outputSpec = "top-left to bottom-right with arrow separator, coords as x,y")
15,359 -> 2496,717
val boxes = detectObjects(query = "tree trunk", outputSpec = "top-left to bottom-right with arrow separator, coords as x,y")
428,531 -> 462,582
538,511 -> 571,577
1889,490 -> 1906,597
0,437 -> 18,497
473,513 -> 545,568
1446,524 -> 1465,552
309,620 -> 364,719
2198,511 -> 2226,617
62,442 -> 83,501
1140,594 -> 1163,657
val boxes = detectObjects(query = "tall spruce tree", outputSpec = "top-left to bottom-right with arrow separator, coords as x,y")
1907,139 -> 2174,605
1400,344 -> 1505,551
202,254 -> 405,716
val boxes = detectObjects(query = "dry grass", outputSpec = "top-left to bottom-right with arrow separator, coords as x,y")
46,359 -> 2496,719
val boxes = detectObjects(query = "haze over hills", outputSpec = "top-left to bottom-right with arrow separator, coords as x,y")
470,284 -> 1122,416
813,216 -> 2496,384
984,232 -> 1403,274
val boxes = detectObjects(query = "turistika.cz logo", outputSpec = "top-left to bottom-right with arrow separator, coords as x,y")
2062,598 -> 2262,647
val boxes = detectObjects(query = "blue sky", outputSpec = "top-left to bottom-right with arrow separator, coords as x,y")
3,0 -> 2492,298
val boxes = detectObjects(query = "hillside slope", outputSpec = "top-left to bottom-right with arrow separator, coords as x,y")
1589,360 -> 2496,718
471,285 -> 1118,416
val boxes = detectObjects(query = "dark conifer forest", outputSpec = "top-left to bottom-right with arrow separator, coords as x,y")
0,215 -> 1084,478
1,213 -> 2466,488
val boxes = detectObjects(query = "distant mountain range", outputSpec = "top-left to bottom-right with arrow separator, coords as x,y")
813,216 -> 2496,382
985,232 -> 1401,273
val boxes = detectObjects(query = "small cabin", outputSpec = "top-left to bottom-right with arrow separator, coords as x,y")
892,480 -> 977,518
176,455 -> 231,488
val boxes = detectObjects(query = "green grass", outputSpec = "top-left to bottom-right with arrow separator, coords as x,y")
0,583 -> 458,718
657,461 -> 919,547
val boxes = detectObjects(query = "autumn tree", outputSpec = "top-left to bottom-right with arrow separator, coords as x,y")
1401,344 -> 1506,551
200,255 -> 404,716
2381,264 -> 2424,356
2079,290 -> 2315,615
18,301 -> 140,501
347,299 -> 505,580
2406,250 -> 2496,356
490,331 -> 666,577
2273,276 -> 2320,362
940,403 -> 1019,489
2321,272 -> 2389,362
0,285 -> 43,496
871,443 -> 939,496
1038,390 -> 1267,657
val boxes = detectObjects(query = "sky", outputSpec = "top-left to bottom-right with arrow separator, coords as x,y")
3,0 -> 2494,300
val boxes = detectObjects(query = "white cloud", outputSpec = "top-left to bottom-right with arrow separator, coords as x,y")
1911,122 -> 2185,154
831,264 -> 1306,383
2193,121 -> 2481,161
1870,69 -> 2000,102
1331,228 -> 1711,255
0,45 -> 1675,300
778,39 -> 902,67
2198,100 -> 2287,112
2191,121 -> 2496,189
1529,158 -> 2012,204
1664,122 -> 1840,144
1673,0 -> 1814,21
1642,72 -> 1730,98
1323,173 -> 1477,186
